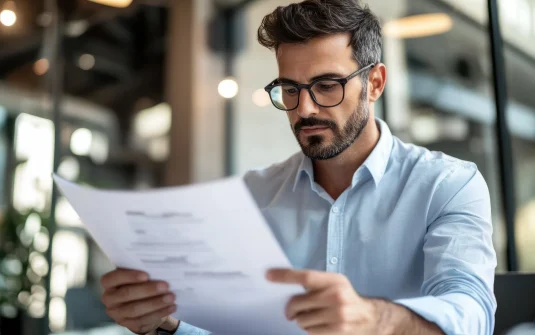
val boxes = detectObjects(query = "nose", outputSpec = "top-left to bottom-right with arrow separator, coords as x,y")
296,89 -> 319,119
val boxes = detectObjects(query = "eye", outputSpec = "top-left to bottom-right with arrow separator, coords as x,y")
284,87 -> 299,95
316,82 -> 337,91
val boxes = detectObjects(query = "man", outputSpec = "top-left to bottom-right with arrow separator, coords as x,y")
100,1 -> 497,334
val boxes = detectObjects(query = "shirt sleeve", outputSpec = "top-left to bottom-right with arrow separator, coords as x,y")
174,321 -> 211,335
394,164 -> 497,335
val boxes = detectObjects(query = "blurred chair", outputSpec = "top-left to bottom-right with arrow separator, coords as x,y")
494,273 -> 535,335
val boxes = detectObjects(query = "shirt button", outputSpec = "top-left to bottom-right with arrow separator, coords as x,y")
330,257 -> 338,265
332,206 -> 339,214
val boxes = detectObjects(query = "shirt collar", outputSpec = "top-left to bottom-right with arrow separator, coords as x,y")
358,118 -> 393,187
293,152 -> 314,192
292,118 -> 393,192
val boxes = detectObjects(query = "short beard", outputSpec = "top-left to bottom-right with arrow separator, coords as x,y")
293,86 -> 370,161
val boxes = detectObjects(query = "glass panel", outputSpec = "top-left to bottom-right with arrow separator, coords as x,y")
236,0 -> 506,271
498,0 -> 535,272
378,0 -> 505,271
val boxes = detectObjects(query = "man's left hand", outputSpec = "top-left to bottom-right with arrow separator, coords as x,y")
266,269 -> 379,335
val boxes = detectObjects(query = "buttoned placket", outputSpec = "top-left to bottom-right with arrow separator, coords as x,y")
326,191 -> 348,273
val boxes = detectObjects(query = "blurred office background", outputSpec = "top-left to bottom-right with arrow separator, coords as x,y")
0,0 -> 533,334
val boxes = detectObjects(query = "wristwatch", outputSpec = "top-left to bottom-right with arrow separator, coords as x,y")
156,327 -> 177,335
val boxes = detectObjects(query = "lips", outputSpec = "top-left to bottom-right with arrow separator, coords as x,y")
301,126 -> 330,135
302,126 -> 329,130
294,118 -> 336,134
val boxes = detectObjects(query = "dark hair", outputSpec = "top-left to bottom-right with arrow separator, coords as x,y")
258,0 -> 382,74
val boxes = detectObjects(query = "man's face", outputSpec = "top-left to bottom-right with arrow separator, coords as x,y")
276,33 -> 369,160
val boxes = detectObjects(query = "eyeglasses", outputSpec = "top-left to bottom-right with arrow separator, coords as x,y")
264,63 -> 375,112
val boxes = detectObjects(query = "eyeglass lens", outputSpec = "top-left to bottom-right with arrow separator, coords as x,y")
269,80 -> 344,111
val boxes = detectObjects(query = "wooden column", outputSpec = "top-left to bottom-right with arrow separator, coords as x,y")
165,0 -> 226,186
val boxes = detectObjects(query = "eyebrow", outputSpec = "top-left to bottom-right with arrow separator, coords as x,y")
277,72 -> 347,84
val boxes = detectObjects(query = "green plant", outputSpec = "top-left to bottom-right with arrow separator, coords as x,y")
0,208 -> 50,319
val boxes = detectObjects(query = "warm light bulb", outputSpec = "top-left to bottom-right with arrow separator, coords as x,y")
34,59 -> 50,76
78,54 -> 95,70
0,9 -> 16,27
88,0 -> 133,8
218,78 -> 239,99
70,128 -> 93,156
384,13 -> 453,39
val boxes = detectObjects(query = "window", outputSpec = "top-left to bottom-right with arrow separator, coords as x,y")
498,0 -> 535,272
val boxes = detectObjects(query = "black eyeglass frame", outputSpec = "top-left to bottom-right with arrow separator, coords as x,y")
264,63 -> 376,111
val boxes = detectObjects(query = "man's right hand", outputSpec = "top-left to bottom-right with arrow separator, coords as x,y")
101,268 -> 179,335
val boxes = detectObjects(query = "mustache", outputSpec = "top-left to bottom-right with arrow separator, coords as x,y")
294,117 -> 337,133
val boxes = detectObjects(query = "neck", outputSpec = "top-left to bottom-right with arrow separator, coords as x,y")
313,116 -> 380,200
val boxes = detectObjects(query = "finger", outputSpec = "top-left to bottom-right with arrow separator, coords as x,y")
288,285 -> 355,320
122,305 -> 177,335
295,307 -> 354,330
108,293 -> 175,319
267,269 -> 346,290
101,269 -> 149,290
102,281 -> 170,308
294,308 -> 330,329
286,291 -> 331,320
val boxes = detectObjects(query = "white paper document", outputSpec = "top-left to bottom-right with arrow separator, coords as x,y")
53,175 -> 307,335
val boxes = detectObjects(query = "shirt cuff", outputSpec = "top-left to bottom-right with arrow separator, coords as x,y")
394,293 -> 488,335
174,321 -> 211,335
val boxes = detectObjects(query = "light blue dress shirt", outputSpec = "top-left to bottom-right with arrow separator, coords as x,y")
176,118 -> 497,335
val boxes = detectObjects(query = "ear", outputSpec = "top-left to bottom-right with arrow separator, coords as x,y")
368,63 -> 387,103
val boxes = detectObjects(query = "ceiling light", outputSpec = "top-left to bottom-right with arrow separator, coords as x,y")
134,102 -> 172,139
57,157 -> 80,181
70,128 -> 93,156
384,13 -> 453,39
218,78 -> 239,99
36,12 -> 53,27
88,0 -> 133,8
0,1 -> 17,27
78,54 -> 95,70
66,20 -> 89,37
33,59 -> 49,76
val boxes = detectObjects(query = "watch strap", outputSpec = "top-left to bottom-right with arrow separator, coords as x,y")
155,327 -> 176,335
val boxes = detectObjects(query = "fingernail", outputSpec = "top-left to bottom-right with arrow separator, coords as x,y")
163,294 -> 174,303
138,273 -> 149,281
157,283 -> 168,292
168,305 -> 177,313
